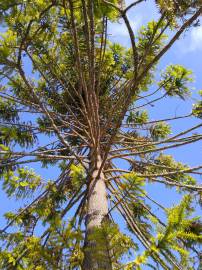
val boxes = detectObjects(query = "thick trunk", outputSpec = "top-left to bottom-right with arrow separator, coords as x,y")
82,154 -> 112,270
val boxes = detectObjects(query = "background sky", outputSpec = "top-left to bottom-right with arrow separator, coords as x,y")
0,0 -> 201,269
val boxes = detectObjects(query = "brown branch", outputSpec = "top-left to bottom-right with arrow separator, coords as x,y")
109,135 -> 202,160
123,0 -> 146,14
137,7 -> 202,83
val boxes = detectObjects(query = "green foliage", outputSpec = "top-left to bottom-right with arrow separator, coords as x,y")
192,101 -> 202,118
0,1 -> 201,270
121,172 -> 146,199
136,20 -> 168,91
84,221 -> 135,270
151,153 -> 196,185
94,0 -> 120,19
126,111 -> 149,124
0,219 -> 84,270
156,0 -> 202,27
192,90 -> 202,118
155,195 -> 202,268
0,97 -> 19,122
2,167 -> 42,198
69,164 -> 85,193
0,126 -> 37,147
150,122 -> 171,140
120,173 -> 152,237
159,65 -> 193,99
127,195 -> 202,270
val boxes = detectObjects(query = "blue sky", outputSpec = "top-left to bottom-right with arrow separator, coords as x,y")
0,0 -> 201,268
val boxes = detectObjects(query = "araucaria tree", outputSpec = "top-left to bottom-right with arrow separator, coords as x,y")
0,0 -> 202,269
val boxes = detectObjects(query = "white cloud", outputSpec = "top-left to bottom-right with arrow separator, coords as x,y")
180,26 -> 202,53
107,0 -> 158,47
189,26 -> 202,51
108,16 -> 142,47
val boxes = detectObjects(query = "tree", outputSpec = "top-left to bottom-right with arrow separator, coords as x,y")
0,0 -> 202,269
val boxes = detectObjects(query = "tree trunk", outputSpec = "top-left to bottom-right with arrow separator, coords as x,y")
82,153 -> 112,270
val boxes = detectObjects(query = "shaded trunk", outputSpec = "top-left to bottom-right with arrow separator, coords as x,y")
82,154 -> 112,270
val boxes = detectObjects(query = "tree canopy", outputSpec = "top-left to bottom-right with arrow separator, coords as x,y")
0,0 -> 202,269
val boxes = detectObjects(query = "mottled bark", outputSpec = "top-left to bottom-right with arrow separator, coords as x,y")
82,154 -> 112,270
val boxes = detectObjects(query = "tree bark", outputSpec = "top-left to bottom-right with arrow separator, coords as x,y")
82,153 -> 112,270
